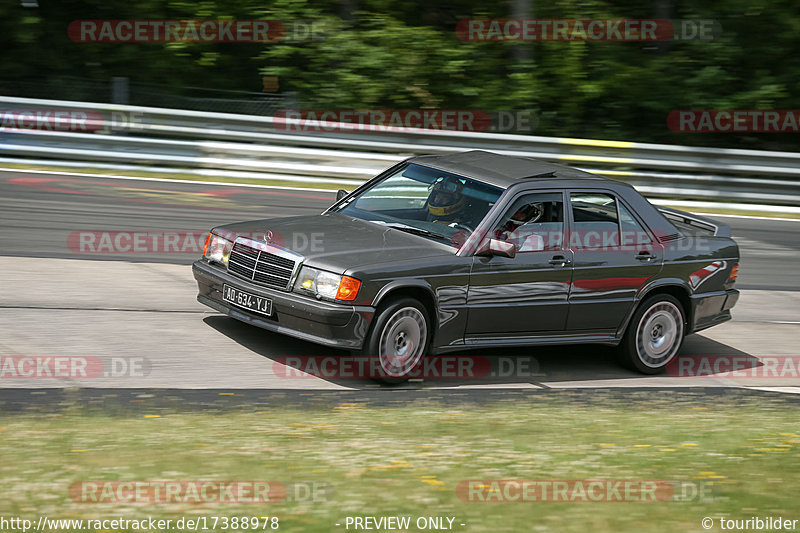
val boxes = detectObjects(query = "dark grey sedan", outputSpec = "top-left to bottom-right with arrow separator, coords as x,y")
193,151 -> 740,381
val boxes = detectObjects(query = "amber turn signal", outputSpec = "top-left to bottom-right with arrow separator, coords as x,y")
203,232 -> 212,257
728,264 -> 739,282
336,276 -> 361,301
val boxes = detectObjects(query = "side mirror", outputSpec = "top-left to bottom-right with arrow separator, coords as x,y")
477,238 -> 517,259
336,189 -> 349,201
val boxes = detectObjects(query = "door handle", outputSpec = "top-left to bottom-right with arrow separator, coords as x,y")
635,251 -> 656,262
549,255 -> 571,267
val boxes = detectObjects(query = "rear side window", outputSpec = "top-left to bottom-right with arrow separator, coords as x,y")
618,202 -> 652,245
570,192 -> 619,249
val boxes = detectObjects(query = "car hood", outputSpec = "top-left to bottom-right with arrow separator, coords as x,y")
212,213 -> 456,274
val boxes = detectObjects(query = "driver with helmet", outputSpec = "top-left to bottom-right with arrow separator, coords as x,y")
427,176 -> 474,229
497,202 -> 543,239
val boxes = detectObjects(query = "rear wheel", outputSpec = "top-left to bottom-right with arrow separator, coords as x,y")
619,294 -> 685,374
357,297 -> 430,384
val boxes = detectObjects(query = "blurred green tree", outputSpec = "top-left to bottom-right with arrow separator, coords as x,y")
1,0 -> 798,149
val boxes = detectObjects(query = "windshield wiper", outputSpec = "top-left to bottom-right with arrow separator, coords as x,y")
373,221 -> 448,241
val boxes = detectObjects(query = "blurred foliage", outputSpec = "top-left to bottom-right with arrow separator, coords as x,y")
2,0 -> 799,149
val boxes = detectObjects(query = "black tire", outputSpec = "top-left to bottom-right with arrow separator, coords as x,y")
618,294 -> 685,374
356,297 -> 431,384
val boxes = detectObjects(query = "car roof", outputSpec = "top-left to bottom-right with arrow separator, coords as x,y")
409,150 -> 611,189
400,150 -> 681,240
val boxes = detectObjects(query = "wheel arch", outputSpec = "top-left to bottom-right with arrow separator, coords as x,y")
371,281 -> 438,334
618,281 -> 693,337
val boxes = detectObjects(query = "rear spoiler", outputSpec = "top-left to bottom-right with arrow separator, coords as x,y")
657,206 -> 731,238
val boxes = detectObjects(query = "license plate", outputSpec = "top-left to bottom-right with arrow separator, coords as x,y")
222,284 -> 273,316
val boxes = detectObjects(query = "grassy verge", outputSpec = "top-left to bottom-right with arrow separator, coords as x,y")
0,393 -> 798,532
653,202 -> 800,220
0,162 -> 353,191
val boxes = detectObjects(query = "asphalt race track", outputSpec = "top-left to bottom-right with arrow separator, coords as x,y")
1,168 -> 799,392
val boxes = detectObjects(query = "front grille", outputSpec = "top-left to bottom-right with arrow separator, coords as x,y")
227,240 -> 298,290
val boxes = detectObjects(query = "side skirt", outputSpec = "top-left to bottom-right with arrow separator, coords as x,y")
433,333 -> 621,354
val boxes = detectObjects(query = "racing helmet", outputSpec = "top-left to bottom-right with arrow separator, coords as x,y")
509,202 -> 542,226
498,201 -> 543,238
428,177 -> 467,219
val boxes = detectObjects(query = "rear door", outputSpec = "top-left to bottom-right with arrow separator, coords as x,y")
465,190 -> 573,337
566,191 -> 663,331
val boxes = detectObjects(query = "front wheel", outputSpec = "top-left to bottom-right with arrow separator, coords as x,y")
618,294 -> 685,374
357,297 -> 430,384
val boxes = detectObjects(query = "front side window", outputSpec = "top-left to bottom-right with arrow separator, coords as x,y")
334,163 -> 503,247
493,192 -> 564,252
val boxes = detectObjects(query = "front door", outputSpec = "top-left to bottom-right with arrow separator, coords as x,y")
466,191 -> 573,337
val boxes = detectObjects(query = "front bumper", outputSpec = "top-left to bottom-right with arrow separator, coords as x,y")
193,259 -> 373,350
690,288 -> 740,333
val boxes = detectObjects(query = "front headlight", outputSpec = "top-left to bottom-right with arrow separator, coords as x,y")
203,232 -> 233,265
295,266 -> 361,301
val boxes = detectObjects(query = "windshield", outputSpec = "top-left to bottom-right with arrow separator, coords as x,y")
332,163 -> 503,248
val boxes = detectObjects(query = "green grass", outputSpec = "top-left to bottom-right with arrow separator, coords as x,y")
0,393 -> 798,532
0,162 -> 352,191
653,202 -> 800,220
